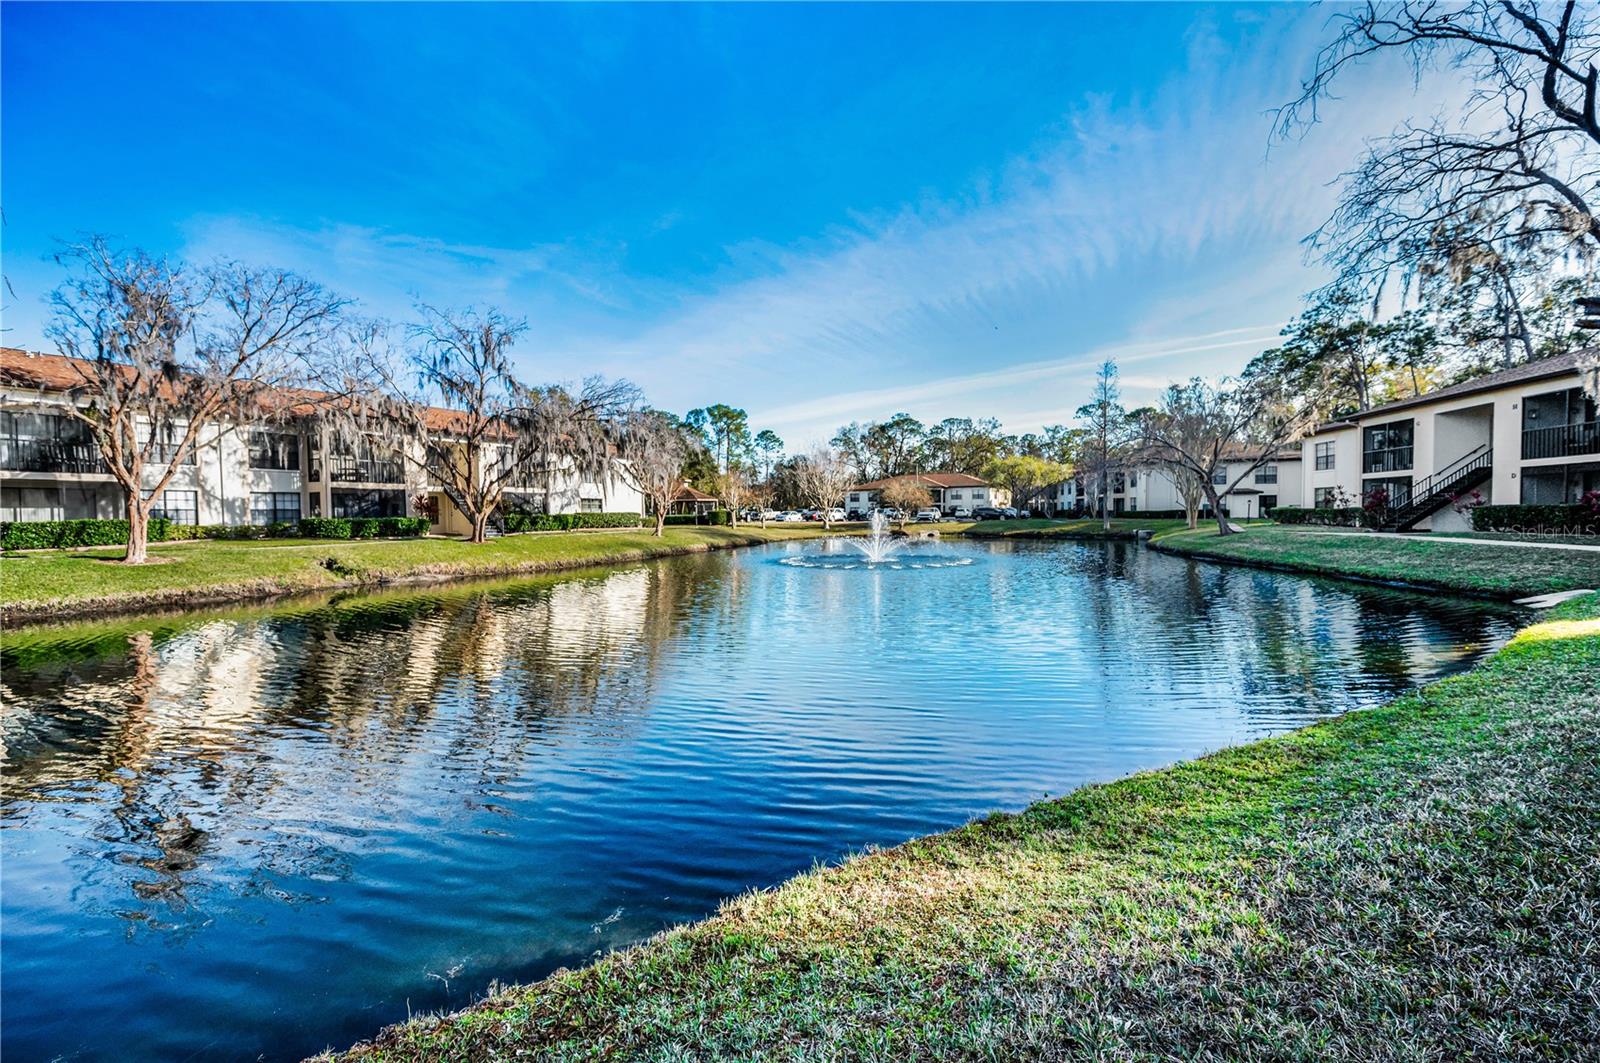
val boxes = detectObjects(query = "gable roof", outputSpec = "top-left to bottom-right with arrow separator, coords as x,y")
670,482 -> 718,503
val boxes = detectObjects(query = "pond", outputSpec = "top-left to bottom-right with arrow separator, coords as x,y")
0,538 -> 1522,1061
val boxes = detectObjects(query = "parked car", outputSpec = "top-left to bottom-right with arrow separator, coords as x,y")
949,506 -> 971,519
777,511 -> 803,522
878,507 -> 905,521
824,508 -> 847,523
759,509 -> 780,521
914,508 -> 941,523
998,507 -> 1020,519
802,508 -> 822,521
972,506 -> 1004,520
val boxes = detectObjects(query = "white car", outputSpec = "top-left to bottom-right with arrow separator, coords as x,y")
949,506 -> 971,519
914,508 -> 942,523
824,508 -> 847,522
778,511 -> 804,522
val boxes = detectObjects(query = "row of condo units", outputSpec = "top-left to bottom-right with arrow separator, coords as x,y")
1300,350 -> 1598,531
0,348 -> 643,531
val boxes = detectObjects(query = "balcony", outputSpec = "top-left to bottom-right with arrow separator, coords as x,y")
327,454 -> 405,484
1522,420 -> 1600,461
1363,446 -> 1413,474
0,438 -> 107,475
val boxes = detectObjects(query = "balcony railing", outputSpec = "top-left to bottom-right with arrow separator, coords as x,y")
1363,446 -> 1413,474
0,439 -> 106,474
1522,420 -> 1600,461
327,454 -> 405,484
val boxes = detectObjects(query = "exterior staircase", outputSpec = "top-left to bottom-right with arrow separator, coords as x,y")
434,480 -> 508,537
1378,446 -> 1493,532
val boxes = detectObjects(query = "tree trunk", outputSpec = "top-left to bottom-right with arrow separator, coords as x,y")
653,512 -> 665,537
470,510 -> 489,544
1203,483 -> 1232,536
123,491 -> 150,564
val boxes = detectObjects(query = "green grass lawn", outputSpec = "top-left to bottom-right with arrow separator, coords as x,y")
322,594 -> 1600,1061
0,525 -> 837,623
1153,522 -> 1600,599
944,516 -> 1193,539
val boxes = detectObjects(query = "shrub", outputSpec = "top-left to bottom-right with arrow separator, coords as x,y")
707,509 -> 731,526
0,517 -> 178,550
1471,504 -> 1600,535
503,511 -> 643,533
1272,506 -> 1374,528
662,513 -> 701,526
378,516 -> 430,537
298,517 -> 353,539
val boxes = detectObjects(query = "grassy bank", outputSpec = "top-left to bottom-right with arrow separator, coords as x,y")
1152,522 -> 1600,599
0,525 -> 838,625
323,593 -> 1600,1061
945,516 -> 1191,539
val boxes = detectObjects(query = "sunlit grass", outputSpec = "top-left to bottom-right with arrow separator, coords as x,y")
1153,522 -> 1600,598
320,596 -> 1600,1061
0,525 -> 841,622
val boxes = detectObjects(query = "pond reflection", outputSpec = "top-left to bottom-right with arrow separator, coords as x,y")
1,540 -> 1521,1061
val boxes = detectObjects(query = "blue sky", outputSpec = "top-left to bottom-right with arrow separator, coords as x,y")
1,3 -> 1448,446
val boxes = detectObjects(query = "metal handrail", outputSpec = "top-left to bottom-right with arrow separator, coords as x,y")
1385,445 -> 1492,523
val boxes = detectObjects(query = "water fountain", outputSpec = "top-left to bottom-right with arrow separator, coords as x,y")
778,510 -> 975,570
849,510 -> 903,563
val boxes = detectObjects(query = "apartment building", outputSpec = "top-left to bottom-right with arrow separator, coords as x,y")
1300,350 -> 1598,531
0,347 -> 642,529
845,472 -> 1008,516
1055,449 -> 1303,518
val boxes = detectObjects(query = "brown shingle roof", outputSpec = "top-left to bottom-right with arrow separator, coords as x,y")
670,483 -> 718,503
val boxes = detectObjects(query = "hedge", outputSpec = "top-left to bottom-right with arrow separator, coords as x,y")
298,516 -> 430,539
1471,504 -> 1600,535
1270,506 -> 1375,528
504,512 -> 644,533
2,517 -> 174,550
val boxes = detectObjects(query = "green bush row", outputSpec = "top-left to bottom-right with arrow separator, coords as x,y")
298,516 -> 430,539
1,517 -> 175,550
503,511 -> 644,533
1471,504 -> 1600,534
1270,506 -> 1376,528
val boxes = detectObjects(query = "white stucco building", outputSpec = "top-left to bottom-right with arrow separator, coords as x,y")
0,347 -> 643,529
1299,350 -> 1598,531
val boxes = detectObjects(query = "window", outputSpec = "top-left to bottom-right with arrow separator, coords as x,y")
1212,466 -> 1229,485
1314,441 -> 1336,471
248,430 -> 301,471
1254,465 -> 1277,484
1128,470 -> 1138,487
504,491 -> 547,515
1363,477 -> 1412,509
1521,462 -> 1600,504
1127,497 -> 1138,512
580,497 -> 603,513
151,489 -> 198,525
1522,387 -> 1600,460
1313,487 -> 1339,508
331,489 -> 406,518
0,411 -> 102,473
140,421 -> 196,465
1261,494 -> 1278,513
250,491 -> 301,525
948,490 -> 962,500
1363,420 -> 1413,473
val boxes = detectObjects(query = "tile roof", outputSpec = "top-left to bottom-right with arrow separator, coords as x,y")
1,346 -> 487,434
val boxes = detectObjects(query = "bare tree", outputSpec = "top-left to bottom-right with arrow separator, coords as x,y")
879,477 -> 932,527
353,306 -> 637,543
43,238 -> 344,562
618,409 -> 700,537
713,464 -> 753,526
1285,2 -> 1600,262
1138,377 -> 1319,537
795,445 -> 854,529
1075,360 -> 1130,532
